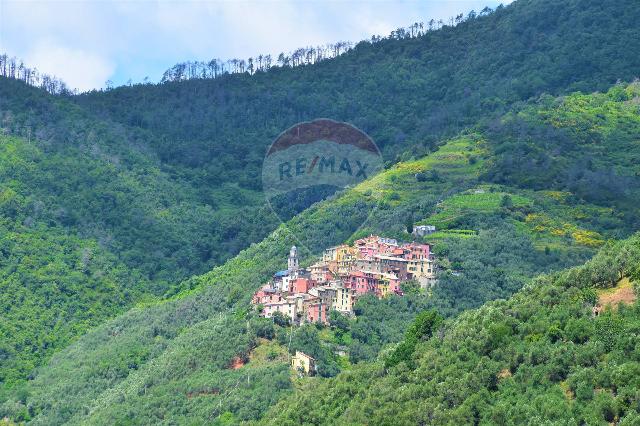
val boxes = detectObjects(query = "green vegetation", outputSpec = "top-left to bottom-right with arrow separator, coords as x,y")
0,204 -> 149,385
0,0 -> 639,422
260,235 -> 640,425
0,123 -> 622,423
487,83 -> 640,230
418,189 -> 533,229
2,78 -> 639,421
384,309 -> 443,368
0,131 -> 277,387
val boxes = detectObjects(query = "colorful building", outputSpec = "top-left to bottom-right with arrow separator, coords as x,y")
252,286 -> 283,305
290,277 -> 314,294
291,351 -> 316,375
403,242 -> 436,288
305,297 -> 329,324
252,239 -> 436,322
331,284 -> 355,314
262,299 -> 298,322
310,262 -> 332,284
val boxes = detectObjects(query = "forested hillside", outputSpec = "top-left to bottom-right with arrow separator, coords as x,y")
261,235 -> 640,425
1,0 -> 639,386
1,0 -> 640,423
76,0 -> 640,174
2,81 -> 639,423
0,80 -> 280,386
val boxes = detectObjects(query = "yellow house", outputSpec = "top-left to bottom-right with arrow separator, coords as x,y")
407,257 -> 437,288
323,244 -> 357,275
291,351 -> 316,375
378,277 -> 391,297
331,285 -> 354,314
324,244 -> 356,262
336,245 -> 356,261
336,245 -> 357,276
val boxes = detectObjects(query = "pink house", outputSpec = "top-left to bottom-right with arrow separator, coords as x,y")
354,235 -> 401,259
252,285 -> 283,305
291,278 -> 314,294
305,298 -> 329,324
403,242 -> 430,261
347,270 -> 372,295
354,236 -> 382,258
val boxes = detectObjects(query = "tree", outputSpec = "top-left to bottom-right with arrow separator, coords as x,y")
385,309 -> 443,368
329,310 -> 350,332
500,194 -> 513,209
272,312 -> 290,327
405,213 -> 414,234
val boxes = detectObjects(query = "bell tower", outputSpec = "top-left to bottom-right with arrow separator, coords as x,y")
288,245 -> 299,273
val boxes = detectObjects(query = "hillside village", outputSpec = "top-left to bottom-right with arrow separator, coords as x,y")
251,235 -> 436,325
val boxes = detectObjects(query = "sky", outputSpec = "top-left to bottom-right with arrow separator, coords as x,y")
0,0 -> 511,92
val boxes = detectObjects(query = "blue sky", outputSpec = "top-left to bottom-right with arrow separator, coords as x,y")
0,0 -> 511,92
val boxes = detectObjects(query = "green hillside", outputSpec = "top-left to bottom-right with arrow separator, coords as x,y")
0,0 -> 639,422
0,128 -> 276,387
0,77 -> 279,284
1,0 -> 639,391
2,81 -> 639,423
260,235 -> 640,425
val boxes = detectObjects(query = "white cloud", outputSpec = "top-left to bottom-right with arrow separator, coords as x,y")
1,0 -> 513,90
24,41 -> 115,92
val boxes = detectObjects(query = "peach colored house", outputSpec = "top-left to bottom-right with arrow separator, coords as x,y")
310,262 -> 332,284
403,242 -> 436,287
262,299 -> 298,322
290,277 -> 314,294
291,351 -> 316,375
252,285 -> 283,305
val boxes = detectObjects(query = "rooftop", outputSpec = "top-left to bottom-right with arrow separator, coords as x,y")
373,254 -> 409,262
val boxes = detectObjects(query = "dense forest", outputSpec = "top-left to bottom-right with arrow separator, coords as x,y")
262,234 -> 640,425
2,83 -> 639,423
0,0 -> 639,423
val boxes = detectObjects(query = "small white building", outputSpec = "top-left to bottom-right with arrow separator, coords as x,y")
263,299 -> 298,322
413,225 -> 436,237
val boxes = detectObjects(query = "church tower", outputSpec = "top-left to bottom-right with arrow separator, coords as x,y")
288,245 -> 299,273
